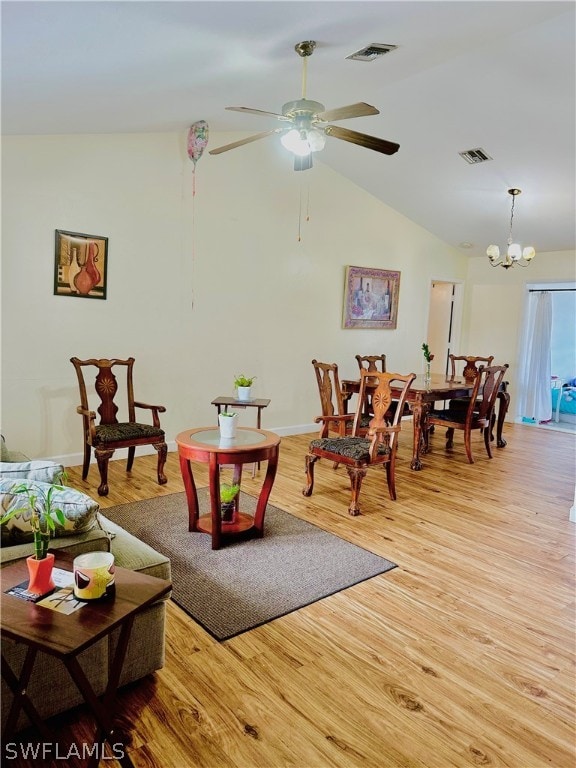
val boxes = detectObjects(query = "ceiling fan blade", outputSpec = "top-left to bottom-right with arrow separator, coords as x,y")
209,130 -> 278,155
225,107 -> 291,121
315,102 -> 379,122
324,125 -> 400,155
294,154 -> 313,172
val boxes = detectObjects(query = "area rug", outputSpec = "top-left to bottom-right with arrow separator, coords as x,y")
104,491 -> 396,641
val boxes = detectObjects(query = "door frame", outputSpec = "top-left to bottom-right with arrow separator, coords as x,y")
426,280 -> 464,375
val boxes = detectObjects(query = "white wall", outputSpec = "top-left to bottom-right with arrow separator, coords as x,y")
463,250 -> 576,405
1,132 -> 469,462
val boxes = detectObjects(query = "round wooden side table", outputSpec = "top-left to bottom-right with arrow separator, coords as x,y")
175,427 -> 281,550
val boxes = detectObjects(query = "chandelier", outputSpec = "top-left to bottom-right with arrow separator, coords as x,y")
486,188 -> 536,269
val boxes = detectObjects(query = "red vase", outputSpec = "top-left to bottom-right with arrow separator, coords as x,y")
26,553 -> 55,596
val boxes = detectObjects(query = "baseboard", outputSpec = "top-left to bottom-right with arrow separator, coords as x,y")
47,423 -> 318,467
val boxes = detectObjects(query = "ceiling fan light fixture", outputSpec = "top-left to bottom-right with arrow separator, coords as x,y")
281,129 -> 311,156
307,128 -> 326,152
280,127 -> 326,156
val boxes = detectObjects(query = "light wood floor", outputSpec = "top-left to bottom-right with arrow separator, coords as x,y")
12,424 -> 576,767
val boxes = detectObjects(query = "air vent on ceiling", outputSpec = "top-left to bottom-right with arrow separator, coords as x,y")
346,44 -> 398,62
459,148 -> 493,164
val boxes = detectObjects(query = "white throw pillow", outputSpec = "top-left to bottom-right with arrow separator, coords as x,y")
0,461 -> 65,484
0,479 -> 99,545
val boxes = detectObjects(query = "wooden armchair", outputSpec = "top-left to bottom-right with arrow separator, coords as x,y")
427,364 -> 508,463
303,370 -> 416,516
70,357 -> 168,496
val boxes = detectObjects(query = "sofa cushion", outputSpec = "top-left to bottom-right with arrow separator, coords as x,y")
0,480 -> 99,545
0,460 -> 65,484
98,514 -> 171,581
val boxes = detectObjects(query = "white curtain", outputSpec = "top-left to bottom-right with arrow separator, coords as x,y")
523,291 -> 553,422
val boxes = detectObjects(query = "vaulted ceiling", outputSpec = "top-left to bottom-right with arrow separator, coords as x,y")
2,1 -> 575,258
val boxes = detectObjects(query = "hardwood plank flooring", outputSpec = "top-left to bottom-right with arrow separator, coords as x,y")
6,424 -> 575,767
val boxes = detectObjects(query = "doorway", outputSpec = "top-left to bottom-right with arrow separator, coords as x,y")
426,281 -> 463,375
517,282 -> 576,433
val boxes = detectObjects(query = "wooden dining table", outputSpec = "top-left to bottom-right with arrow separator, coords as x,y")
341,373 -> 510,470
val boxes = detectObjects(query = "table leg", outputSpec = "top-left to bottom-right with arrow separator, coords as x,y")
65,617 -> 135,768
496,390 -> 510,448
409,400 -> 426,471
1,648 -> 52,741
179,454 -> 200,532
254,406 -> 263,474
231,463 -> 244,520
208,452 -> 222,550
253,448 -> 279,533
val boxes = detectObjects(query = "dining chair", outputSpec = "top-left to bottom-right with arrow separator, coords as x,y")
447,353 -> 495,414
449,354 -> 494,382
311,359 -> 372,438
355,354 -> 387,374
303,370 -> 416,516
70,357 -> 168,496
356,353 -> 411,423
426,364 -> 508,463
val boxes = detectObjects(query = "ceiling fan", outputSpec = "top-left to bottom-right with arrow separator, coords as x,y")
209,40 -> 400,171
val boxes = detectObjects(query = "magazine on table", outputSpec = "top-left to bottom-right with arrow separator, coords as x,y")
5,567 -> 86,614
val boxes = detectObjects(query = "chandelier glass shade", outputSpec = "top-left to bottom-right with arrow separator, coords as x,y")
487,188 -> 536,269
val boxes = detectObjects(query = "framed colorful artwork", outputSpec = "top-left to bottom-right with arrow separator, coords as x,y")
54,230 -> 108,299
342,265 -> 401,329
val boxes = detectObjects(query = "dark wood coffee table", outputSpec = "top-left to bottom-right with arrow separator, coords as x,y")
176,426 -> 281,550
1,551 -> 171,767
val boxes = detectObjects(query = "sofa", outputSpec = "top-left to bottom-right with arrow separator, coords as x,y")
1,457 -> 171,732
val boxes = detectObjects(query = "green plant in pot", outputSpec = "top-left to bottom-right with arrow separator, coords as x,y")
0,474 -> 67,595
220,482 -> 240,523
234,374 -> 256,402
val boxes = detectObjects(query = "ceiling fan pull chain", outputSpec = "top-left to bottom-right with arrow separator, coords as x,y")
298,182 -> 303,241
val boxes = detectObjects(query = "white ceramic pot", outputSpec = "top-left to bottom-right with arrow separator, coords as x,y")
219,413 -> 238,438
237,386 -> 252,401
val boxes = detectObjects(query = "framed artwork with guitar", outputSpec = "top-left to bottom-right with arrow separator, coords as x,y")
54,230 -> 108,300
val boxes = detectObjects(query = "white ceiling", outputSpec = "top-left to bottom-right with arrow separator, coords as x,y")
2,1 -> 575,258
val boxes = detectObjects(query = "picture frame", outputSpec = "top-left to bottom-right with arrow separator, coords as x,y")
54,230 -> 108,299
342,265 -> 401,329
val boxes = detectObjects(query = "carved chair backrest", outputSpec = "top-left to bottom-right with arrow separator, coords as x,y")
71,357 -> 136,427
311,359 -> 346,419
449,354 -> 494,382
355,354 -> 387,375
352,370 -> 416,450
473,364 -> 509,422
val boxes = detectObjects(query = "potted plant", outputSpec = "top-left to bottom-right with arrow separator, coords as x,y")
421,343 -> 434,382
220,482 -> 240,523
234,374 -> 256,402
218,410 -> 238,438
0,475 -> 67,595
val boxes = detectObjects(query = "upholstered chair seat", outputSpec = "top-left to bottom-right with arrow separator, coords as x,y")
309,436 -> 391,462
94,423 -> 165,443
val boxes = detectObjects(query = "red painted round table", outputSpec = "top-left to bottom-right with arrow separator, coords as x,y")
175,427 -> 281,550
